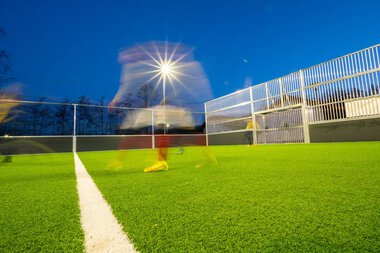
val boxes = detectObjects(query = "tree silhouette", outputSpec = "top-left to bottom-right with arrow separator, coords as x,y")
94,96 -> 106,134
77,96 -> 94,134
136,82 -> 160,108
0,26 -> 15,85
26,97 -> 50,135
55,97 -> 72,135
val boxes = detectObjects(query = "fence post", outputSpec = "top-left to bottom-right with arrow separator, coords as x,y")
73,104 -> 77,152
204,102 -> 209,146
265,82 -> 270,110
299,70 -> 310,143
151,109 -> 155,149
279,78 -> 284,107
249,87 -> 257,145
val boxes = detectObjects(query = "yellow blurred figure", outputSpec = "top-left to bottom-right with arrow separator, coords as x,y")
0,100 -> 19,122
0,84 -> 22,163
245,120 -> 253,130
144,160 -> 168,173
245,119 -> 259,146
0,83 -> 22,123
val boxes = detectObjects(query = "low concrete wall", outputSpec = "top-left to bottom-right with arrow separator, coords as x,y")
208,131 -> 250,145
76,136 -> 152,151
76,135 -> 206,151
309,118 -> 380,142
0,137 -> 72,155
0,135 -> 207,155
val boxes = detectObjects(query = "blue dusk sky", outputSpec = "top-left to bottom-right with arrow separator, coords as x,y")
0,0 -> 379,102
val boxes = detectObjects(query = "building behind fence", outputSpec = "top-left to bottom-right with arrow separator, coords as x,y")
205,44 -> 380,145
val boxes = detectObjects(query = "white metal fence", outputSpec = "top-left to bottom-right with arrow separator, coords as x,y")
205,44 -> 380,145
0,100 -> 206,153
2,45 -> 379,150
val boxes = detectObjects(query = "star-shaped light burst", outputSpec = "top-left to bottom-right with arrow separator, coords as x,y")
116,41 -> 213,132
136,42 -> 193,104
160,63 -> 172,76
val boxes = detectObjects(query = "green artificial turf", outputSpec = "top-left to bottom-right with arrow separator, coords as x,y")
80,142 -> 380,252
0,153 -> 84,252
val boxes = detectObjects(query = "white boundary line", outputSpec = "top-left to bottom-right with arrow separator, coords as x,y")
74,153 -> 138,253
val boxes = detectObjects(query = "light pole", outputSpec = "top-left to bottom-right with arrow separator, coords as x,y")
163,77 -> 166,134
160,63 -> 171,134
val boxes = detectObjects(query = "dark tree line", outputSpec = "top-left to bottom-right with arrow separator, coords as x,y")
0,89 -> 206,136
0,95 -> 124,136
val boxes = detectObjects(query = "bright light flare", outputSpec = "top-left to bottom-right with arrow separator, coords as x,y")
160,63 -> 172,76
115,41 -> 213,113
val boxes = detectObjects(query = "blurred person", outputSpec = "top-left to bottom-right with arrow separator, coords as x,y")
109,41 -> 214,172
245,119 -> 253,146
110,104 -> 196,172
245,118 -> 259,146
0,83 -> 22,163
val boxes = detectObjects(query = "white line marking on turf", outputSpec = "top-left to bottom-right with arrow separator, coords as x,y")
74,153 -> 138,253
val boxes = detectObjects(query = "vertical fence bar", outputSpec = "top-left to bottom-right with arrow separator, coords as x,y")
73,104 -> 77,152
265,82 -> 270,110
249,87 -> 257,145
151,109 -> 155,149
263,115 -> 266,144
299,70 -> 310,143
279,78 -> 284,107
204,102 -> 209,146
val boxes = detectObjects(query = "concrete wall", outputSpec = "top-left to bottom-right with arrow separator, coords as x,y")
76,135 -> 206,151
309,118 -> 380,142
0,135 -> 207,155
2,119 -> 379,155
76,136 -> 152,151
0,137 -> 72,155
208,131 -> 250,145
